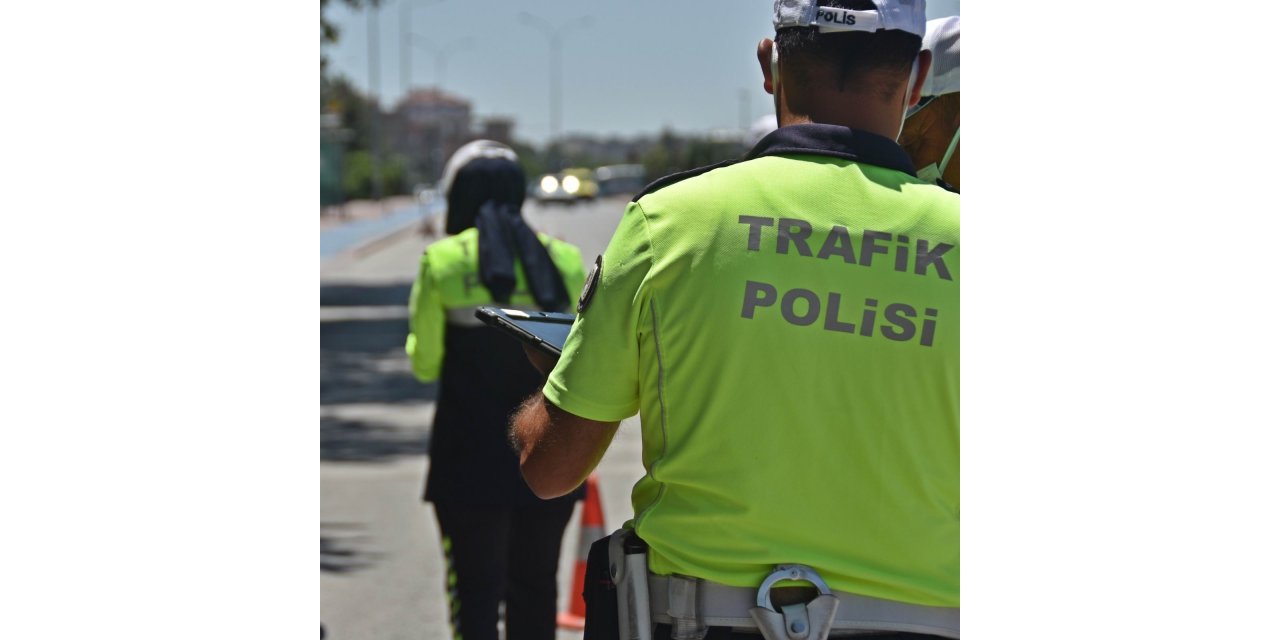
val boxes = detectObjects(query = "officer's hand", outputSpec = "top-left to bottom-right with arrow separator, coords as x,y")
522,344 -> 559,378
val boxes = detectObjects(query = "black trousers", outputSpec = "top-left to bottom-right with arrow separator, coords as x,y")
433,500 -> 576,640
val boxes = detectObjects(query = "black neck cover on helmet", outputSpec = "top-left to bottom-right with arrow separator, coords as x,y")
447,156 -> 569,311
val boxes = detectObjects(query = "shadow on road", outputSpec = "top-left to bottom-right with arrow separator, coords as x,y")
321,281 -> 435,408
320,283 -> 414,308
321,522 -> 381,574
322,281 -> 436,463
321,414 -> 432,462
320,316 -> 434,406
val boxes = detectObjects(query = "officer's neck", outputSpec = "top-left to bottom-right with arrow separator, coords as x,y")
777,88 -> 903,141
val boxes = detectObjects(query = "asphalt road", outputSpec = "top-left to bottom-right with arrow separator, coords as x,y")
321,196 -> 647,640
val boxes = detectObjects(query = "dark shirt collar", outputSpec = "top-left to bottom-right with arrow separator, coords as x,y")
746,123 -> 918,177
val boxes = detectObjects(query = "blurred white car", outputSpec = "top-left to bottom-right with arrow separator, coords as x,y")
533,168 -> 598,203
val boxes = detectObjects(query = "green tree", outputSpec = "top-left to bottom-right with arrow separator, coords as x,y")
382,154 -> 409,196
343,151 -> 410,199
342,150 -> 375,200
643,129 -> 682,179
321,75 -> 379,151
321,0 -> 381,71
683,138 -> 740,170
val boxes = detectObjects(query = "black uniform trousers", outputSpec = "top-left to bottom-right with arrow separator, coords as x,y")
434,500 -> 576,640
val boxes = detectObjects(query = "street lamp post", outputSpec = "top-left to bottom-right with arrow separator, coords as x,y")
410,35 -> 475,91
403,35 -> 473,185
367,3 -> 383,202
398,0 -> 448,190
400,0 -> 446,94
517,12 -> 593,167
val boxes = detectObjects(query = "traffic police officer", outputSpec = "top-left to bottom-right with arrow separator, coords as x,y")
407,140 -> 587,640
511,1 -> 958,638
900,15 -> 960,190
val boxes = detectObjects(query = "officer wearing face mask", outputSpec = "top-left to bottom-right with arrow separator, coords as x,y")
900,15 -> 959,190
510,1 -> 959,638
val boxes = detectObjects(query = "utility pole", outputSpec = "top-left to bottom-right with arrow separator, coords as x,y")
399,0 -> 445,95
397,0 -> 447,191
410,35 -> 474,91
367,3 -> 383,202
399,2 -> 410,94
518,12 -> 593,169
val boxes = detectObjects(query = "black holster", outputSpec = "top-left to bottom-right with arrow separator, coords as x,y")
582,532 -> 620,640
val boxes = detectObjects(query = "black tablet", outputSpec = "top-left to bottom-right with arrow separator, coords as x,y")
474,307 -> 576,357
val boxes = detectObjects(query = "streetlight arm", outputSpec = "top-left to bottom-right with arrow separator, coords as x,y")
409,32 -> 439,51
409,34 -> 473,52
518,11 -> 594,39
399,0 -> 448,93
518,11 -> 557,39
517,10 -> 594,157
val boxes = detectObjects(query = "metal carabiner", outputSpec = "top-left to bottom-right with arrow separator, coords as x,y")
748,565 -> 840,640
753,565 -> 834,609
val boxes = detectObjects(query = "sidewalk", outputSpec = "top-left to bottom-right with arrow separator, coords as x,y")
321,196 -> 416,229
320,196 -> 444,262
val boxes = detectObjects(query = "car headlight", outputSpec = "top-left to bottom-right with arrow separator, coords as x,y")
540,176 -> 559,193
562,175 -> 580,194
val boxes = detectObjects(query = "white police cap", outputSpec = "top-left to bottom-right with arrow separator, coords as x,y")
773,0 -> 927,39
919,15 -> 959,97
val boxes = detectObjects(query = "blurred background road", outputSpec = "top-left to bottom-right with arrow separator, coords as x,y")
320,195 -> 646,640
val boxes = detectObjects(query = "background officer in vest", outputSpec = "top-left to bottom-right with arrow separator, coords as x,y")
511,1 -> 959,638
406,140 -> 587,640
899,15 -> 959,190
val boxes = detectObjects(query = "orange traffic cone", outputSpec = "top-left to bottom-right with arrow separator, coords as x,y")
558,474 -> 606,630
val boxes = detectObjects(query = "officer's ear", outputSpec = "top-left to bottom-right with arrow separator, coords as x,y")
757,38 -> 776,95
907,50 -> 933,107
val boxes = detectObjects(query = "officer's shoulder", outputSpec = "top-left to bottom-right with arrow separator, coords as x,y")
423,229 -> 474,264
907,180 -> 959,228
631,157 -> 743,204
930,182 -> 960,207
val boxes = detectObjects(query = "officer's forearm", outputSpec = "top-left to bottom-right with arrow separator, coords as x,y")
510,392 -> 619,499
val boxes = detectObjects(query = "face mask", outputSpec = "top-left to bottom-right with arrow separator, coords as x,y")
897,56 -> 920,141
916,126 -> 960,184
771,45 -> 781,87
916,163 -> 942,184
771,45 -> 782,123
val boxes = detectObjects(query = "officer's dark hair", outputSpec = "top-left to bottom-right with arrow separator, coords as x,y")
775,0 -> 922,101
444,155 -> 526,235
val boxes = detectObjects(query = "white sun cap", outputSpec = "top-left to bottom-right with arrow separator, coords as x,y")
773,0 -> 927,38
920,15 -> 959,97
439,139 -> 519,197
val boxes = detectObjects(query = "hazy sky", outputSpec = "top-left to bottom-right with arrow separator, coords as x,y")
322,0 -> 960,144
